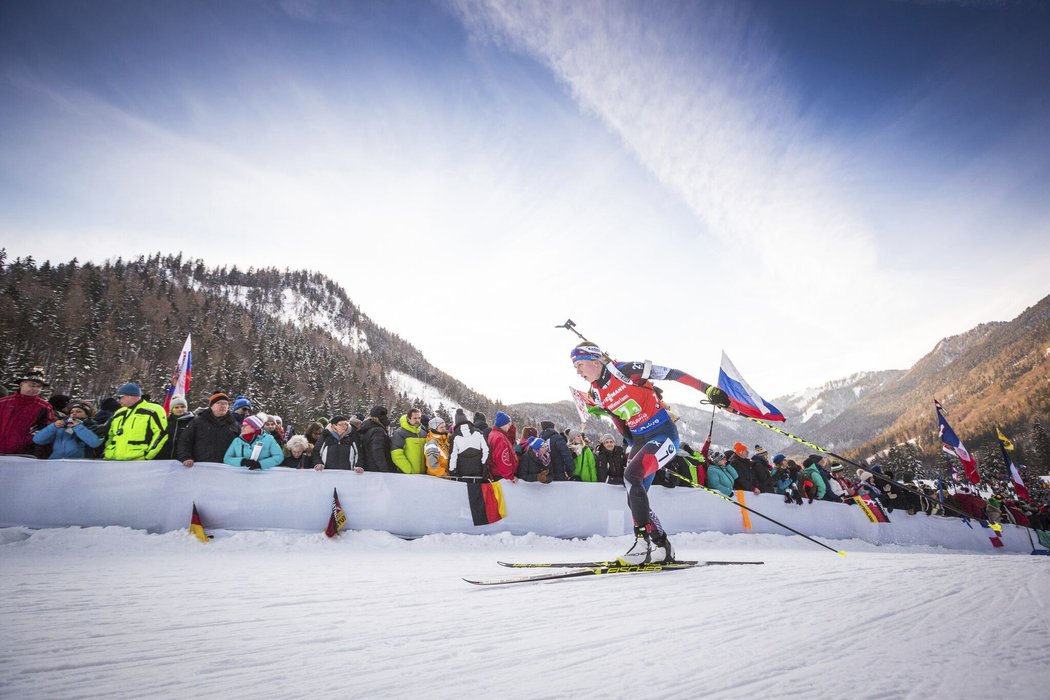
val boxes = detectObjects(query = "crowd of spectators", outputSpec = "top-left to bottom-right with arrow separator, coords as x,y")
2,367 -> 1048,529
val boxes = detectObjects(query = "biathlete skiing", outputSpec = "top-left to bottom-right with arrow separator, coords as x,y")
570,343 -> 730,565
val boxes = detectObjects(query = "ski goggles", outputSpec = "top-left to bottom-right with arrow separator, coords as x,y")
570,345 -> 603,364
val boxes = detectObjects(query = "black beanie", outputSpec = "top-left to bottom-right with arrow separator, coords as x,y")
454,409 -> 469,427
540,420 -> 555,432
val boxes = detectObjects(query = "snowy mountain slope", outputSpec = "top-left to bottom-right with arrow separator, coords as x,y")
2,527 -> 1048,699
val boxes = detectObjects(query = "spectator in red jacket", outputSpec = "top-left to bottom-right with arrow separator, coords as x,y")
0,367 -> 55,455
487,411 -> 518,482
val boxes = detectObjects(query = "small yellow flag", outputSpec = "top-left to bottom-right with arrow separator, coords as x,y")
996,426 -> 1015,451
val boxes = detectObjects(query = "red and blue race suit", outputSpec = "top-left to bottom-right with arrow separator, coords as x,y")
588,361 -> 715,531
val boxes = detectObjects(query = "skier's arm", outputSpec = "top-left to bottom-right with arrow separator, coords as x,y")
630,363 -> 730,407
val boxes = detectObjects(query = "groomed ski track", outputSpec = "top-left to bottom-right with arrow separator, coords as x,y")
1,527 -> 1047,699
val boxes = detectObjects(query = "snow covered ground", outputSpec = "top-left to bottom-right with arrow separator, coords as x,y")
2,527 -> 1048,699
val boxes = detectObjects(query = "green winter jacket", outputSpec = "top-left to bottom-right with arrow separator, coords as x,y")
103,399 -> 168,460
390,414 -> 426,475
801,464 -> 827,499
574,446 -> 597,482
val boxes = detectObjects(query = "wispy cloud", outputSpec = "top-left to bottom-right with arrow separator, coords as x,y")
446,1 -> 879,305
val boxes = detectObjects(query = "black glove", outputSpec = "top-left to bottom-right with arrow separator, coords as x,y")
704,386 -> 731,409
241,458 -> 262,470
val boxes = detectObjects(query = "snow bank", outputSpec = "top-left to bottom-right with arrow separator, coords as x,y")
0,457 -> 1039,553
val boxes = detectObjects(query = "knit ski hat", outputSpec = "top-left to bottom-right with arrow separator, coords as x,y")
494,411 -> 511,428
428,417 -> 446,431
243,415 -> 264,432
115,382 -> 142,397
772,454 -> 786,465
454,409 -> 469,427
733,442 -> 748,456
570,344 -> 603,364
231,396 -> 253,411
527,437 -> 547,452
473,412 -> 487,425
540,420 -> 555,432
169,397 -> 188,410
210,392 -> 230,406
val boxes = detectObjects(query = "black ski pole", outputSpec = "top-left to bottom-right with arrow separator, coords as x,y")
556,319 -> 613,359
663,468 -> 846,556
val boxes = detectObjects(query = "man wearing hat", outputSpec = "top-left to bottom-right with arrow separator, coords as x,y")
358,405 -> 395,472
103,382 -> 168,461
175,393 -> 241,467
423,416 -> 451,477
487,411 -> 519,482
0,367 -> 55,455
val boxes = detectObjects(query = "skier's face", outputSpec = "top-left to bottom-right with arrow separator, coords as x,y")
574,359 -> 602,383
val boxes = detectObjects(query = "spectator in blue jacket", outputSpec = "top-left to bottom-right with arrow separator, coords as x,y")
32,400 -> 102,459
706,451 -> 739,496
223,415 -> 282,470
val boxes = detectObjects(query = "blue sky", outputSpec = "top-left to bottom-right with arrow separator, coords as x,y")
2,0 -> 1048,406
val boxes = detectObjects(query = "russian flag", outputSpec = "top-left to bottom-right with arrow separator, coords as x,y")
717,351 -> 785,422
164,334 -> 192,413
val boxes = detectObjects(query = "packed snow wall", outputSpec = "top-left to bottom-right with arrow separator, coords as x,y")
0,456 -> 1036,553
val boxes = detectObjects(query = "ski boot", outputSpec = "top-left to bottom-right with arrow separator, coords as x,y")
617,526 -> 654,565
650,531 -> 675,563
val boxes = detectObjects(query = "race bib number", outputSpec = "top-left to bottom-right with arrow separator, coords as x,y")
612,399 -> 642,422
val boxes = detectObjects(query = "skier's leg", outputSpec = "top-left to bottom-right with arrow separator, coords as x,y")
623,439 -> 671,528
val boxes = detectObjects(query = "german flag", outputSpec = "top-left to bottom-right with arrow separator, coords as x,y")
189,502 -> 210,542
467,481 -> 506,526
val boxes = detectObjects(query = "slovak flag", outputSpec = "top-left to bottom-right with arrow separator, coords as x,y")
934,399 -> 979,484
164,334 -> 192,413
717,351 -> 785,422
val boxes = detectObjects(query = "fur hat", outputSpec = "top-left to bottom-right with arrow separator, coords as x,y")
67,400 -> 95,418
15,366 -> 50,387
494,411 -> 511,428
